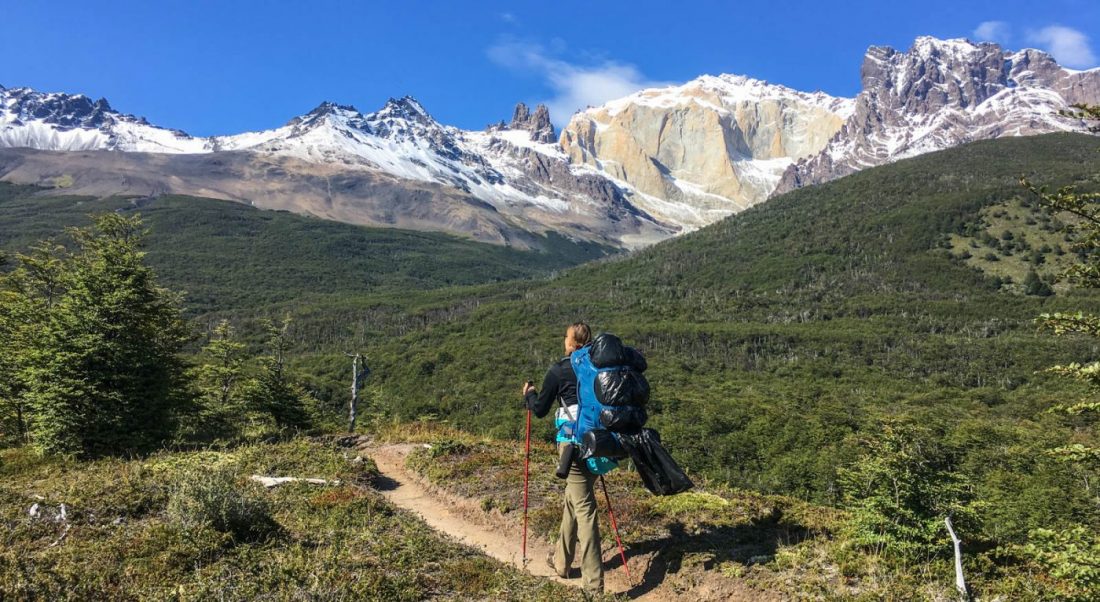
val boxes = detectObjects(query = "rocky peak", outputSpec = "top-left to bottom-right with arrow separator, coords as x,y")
508,102 -> 555,143
361,96 -> 439,140
373,96 -> 432,124
862,37 -> 1010,111
1,87 -> 141,130
285,101 -> 369,135
778,36 -> 1100,195
306,101 -> 359,116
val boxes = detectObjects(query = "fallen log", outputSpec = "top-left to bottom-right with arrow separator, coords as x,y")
250,475 -> 341,488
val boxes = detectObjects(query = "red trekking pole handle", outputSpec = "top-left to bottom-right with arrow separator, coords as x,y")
600,475 -> 632,581
522,408 -> 531,565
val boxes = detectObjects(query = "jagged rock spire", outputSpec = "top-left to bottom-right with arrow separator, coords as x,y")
509,102 -> 556,143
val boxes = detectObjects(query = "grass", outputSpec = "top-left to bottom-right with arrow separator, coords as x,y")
0,439 -> 586,601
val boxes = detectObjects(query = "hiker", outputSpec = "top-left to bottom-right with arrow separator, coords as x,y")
522,322 -> 604,594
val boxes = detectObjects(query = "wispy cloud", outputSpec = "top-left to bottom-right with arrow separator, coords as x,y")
487,39 -> 673,126
1028,25 -> 1097,68
973,21 -> 1011,45
499,12 -> 517,25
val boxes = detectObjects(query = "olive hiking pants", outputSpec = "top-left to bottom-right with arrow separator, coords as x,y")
553,444 -> 604,594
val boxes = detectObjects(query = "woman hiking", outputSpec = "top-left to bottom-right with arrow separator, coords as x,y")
522,322 -> 604,595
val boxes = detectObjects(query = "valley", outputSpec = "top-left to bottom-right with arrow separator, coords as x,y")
1,19 -> 1099,600
3,132 -> 1100,599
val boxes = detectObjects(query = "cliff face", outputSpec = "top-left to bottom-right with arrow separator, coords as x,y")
559,75 -> 853,229
559,38 -> 1100,228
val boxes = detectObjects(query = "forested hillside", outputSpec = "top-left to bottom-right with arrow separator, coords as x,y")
0,184 -> 612,314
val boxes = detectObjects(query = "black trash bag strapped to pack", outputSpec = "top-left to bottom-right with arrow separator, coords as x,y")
591,333 -> 651,410
595,369 -> 650,407
599,406 -> 647,433
590,334 -> 648,371
581,428 -> 630,460
618,428 -> 694,496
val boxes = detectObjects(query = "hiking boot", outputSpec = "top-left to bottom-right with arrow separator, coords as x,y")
546,551 -> 568,578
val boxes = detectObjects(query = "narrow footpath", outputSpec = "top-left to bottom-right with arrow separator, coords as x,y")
369,443 -> 656,599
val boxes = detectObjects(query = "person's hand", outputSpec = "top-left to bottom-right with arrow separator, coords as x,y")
521,381 -> 536,398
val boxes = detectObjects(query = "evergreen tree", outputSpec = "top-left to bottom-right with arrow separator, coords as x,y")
185,319 -> 248,441
246,318 -> 313,432
0,263 -> 25,443
13,215 -> 191,456
1023,268 -> 1053,297
1,243 -> 69,445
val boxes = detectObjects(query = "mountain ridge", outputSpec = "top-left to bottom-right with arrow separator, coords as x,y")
0,87 -> 673,249
2,35 -> 1098,247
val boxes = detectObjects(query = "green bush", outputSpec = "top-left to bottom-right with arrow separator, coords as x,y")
1018,527 -> 1100,601
838,422 -> 982,563
166,465 -> 280,542
1,214 -> 191,457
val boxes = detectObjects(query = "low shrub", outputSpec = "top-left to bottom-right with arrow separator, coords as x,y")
166,465 -> 280,542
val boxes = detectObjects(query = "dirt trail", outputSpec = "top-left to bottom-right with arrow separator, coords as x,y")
369,443 -> 659,599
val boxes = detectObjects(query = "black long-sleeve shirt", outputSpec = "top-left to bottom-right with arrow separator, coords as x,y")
524,356 -> 578,418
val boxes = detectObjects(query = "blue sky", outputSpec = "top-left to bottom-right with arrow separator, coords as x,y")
1,0 -> 1097,135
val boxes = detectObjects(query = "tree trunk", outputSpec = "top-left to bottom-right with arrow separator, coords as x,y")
15,401 -> 26,443
945,516 -> 969,600
347,353 -> 369,432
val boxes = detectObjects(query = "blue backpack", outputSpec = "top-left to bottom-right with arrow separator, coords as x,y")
569,334 -> 649,475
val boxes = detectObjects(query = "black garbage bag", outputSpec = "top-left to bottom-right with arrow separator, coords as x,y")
595,369 -> 650,406
580,428 -> 629,460
599,406 -> 648,433
590,334 -> 647,372
625,347 -> 647,373
619,428 -> 693,496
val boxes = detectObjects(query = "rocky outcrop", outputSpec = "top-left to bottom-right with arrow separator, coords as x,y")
777,37 -> 1100,193
508,102 -> 556,143
558,75 -> 853,229
489,139 -> 648,221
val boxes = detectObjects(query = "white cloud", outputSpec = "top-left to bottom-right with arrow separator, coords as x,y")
1028,25 -> 1097,68
487,40 -> 673,126
973,21 -> 1011,44
499,12 -> 517,24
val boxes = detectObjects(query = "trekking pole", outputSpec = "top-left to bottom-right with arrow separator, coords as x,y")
599,475 -> 632,581
522,407 -> 532,566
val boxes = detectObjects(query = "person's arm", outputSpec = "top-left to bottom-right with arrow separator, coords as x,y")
523,365 -> 561,418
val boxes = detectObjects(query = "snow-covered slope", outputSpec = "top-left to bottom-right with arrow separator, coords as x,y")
0,85 -> 670,248
0,85 -> 207,152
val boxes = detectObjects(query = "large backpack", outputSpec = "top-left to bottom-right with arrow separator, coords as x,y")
570,334 -> 695,495
570,334 -> 649,474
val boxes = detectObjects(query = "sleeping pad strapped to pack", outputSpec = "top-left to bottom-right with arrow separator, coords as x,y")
570,333 -> 694,495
